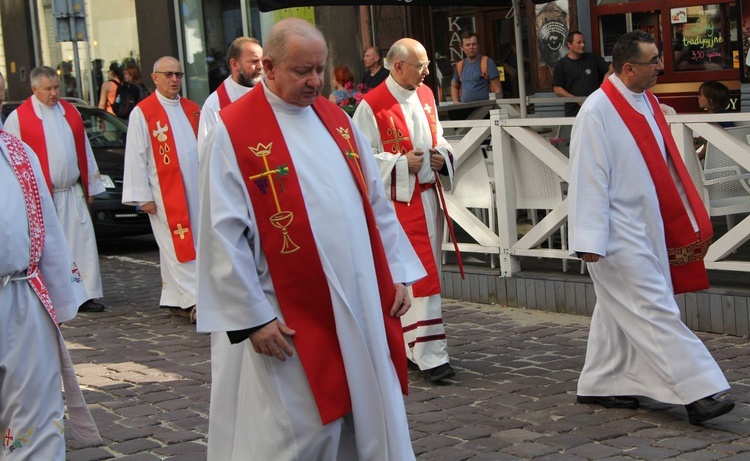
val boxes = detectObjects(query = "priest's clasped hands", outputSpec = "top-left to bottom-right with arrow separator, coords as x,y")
405,148 -> 445,174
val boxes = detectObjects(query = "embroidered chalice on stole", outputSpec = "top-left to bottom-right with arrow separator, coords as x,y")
247,142 -> 299,254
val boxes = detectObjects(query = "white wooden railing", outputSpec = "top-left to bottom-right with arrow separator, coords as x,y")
440,100 -> 750,278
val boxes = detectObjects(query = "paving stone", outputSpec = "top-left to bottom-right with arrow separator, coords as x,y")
110,439 -> 162,455
501,442 -> 558,458
65,447 -> 115,461
565,442 -> 625,459
627,446 -> 682,460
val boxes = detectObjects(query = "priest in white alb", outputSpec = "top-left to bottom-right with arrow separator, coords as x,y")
197,36 -> 263,154
353,38 -> 458,383
5,66 -> 106,313
197,18 -> 425,461
1,130 -> 100,459
122,56 -> 201,321
568,30 -> 734,425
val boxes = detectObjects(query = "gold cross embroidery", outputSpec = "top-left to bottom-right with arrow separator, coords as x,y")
173,223 -> 190,239
383,116 -> 409,154
246,142 -> 299,254
336,127 -> 368,195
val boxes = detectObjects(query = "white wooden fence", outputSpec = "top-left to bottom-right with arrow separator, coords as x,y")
440,101 -> 750,278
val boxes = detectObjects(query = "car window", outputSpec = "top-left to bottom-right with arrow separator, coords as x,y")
81,109 -> 127,148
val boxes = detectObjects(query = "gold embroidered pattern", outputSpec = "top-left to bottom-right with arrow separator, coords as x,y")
668,237 -> 712,266
247,143 -> 299,254
152,121 -> 171,164
383,116 -> 410,154
336,127 -> 367,194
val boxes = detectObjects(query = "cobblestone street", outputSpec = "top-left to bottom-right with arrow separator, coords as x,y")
63,241 -> 750,460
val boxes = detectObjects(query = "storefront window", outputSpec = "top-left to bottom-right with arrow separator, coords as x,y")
599,11 -> 660,59
177,0 -> 263,104
670,4 -> 735,71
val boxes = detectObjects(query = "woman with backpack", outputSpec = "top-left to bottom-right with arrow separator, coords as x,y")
124,65 -> 150,102
98,63 -> 124,115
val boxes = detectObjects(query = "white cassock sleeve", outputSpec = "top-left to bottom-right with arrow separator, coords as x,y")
197,91 -> 221,158
196,122 -> 277,333
568,103 -> 612,258
82,126 -> 106,196
353,100 -> 414,202
352,121 -> 426,284
122,107 -> 155,205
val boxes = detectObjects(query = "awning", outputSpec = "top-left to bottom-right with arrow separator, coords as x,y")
257,0 -> 504,11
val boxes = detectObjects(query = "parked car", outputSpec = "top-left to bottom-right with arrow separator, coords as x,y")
2,101 -> 152,238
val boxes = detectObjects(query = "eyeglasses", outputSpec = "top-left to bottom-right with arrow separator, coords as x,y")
399,61 -> 430,72
630,57 -> 662,66
155,71 -> 185,79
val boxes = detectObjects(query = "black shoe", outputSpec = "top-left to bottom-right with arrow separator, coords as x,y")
685,397 -> 735,425
577,395 -> 639,409
428,363 -> 456,382
79,300 -> 105,312
407,359 -> 420,371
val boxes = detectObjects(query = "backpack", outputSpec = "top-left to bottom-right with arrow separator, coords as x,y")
456,55 -> 490,89
110,80 -> 139,119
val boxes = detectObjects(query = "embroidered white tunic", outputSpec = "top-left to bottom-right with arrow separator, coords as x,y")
568,75 -> 729,404
197,82 -> 425,461
0,137 -> 92,460
122,92 -> 199,308
353,75 -> 454,371
5,96 -> 105,300
197,76 -> 254,157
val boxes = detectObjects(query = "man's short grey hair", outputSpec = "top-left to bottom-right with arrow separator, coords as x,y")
228,36 -> 261,62
30,66 -> 58,88
386,42 -> 411,68
264,18 -> 325,65
152,56 -> 181,73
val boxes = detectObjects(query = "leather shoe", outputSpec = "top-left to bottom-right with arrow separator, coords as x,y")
79,300 -> 105,312
577,395 -> 639,409
428,363 -> 456,382
685,397 -> 735,425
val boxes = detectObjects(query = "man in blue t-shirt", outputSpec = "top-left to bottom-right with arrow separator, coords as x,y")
552,31 -> 613,116
451,32 -> 502,103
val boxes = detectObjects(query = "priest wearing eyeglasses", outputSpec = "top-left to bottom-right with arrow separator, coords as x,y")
353,38 -> 458,383
123,56 -> 202,321
568,31 -> 733,425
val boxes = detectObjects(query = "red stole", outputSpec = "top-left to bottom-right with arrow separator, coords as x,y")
363,83 -> 463,296
220,86 -> 408,425
601,79 -> 712,294
17,98 -> 89,195
216,81 -> 232,109
138,94 -> 201,263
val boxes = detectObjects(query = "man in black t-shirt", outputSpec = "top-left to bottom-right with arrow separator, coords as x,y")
552,31 -> 612,116
362,46 -> 389,91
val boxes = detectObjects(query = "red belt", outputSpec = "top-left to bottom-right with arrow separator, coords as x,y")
419,181 -> 436,191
